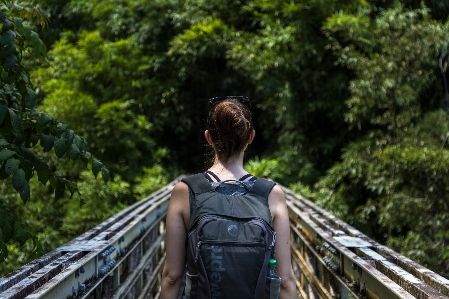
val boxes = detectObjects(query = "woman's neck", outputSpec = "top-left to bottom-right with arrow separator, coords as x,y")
208,153 -> 248,180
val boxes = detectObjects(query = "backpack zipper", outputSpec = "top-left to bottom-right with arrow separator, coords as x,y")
188,215 -> 211,238
195,240 -> 265,262
256,218 -> 277,250
247,217 -> 277,250
195,241 -> 202,262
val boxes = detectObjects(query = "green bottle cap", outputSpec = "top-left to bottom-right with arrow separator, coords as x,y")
268,258 -> 276,268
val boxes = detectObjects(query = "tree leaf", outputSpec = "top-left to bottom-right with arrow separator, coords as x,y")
4,54 -> 17,70
39,113 -> 52,126
36,167 -> 49,185
30,31 -> 46,58
48,176 -> 56,189
79,197 -> 85,208
29,134 -> 39,146
0,205 -> 14,241
23,24 -> 31,40
56,122 -> 67,135
2,19 -> 14,31
74,135 -> 84,151
81,151 -> 91,165
21,147 -> 48,169
92,159 -> 103,178
30,108 -> 39,116
12,168 -> 25,190
63,129 -> 74,145
2,43 -> 16,58
13,17 -> 23,30
21,71 -> 30,84
18,181 -> 30,203
24,87 -> 36,109
0,162 -> 8,180
8,108 -> 22,137
67,144 -> 80,160
101,166 -> 110,183
0,148 -> 15,162
0,102 -> 7,125
65,181 -> 78,198
54,138 -> 68,158
14,223 -> 30,246
40,134 -> 54,152
1,30 -> 15,46
0,139 -> 9,146
21,159 -> 33,181
55,178 -> 65,199
5,158 -> 20,175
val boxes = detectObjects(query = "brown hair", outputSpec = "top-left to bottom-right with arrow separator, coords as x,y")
207,98 -> 253,161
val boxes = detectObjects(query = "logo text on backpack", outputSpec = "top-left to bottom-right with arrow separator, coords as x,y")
210,246 -> 225,299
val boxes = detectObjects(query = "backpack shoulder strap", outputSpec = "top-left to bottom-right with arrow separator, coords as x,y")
251,178 -> 276,198
181,173 -> 213,194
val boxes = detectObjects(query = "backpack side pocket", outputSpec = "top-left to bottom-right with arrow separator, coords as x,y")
185,271 -> 198,299
266,274 -> 281,299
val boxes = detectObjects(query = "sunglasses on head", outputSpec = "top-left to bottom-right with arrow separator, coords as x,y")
208,96 -> 251,110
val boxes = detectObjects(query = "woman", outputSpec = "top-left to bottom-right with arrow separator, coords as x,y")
161,96 -> 298,299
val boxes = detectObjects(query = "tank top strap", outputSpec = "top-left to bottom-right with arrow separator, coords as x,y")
238,173 -> 254,181
203,170 -> 221,182
203,170 -> 255,182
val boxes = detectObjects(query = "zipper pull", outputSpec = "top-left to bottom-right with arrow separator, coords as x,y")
195,241 -> 202,262
270,232 -> 276,249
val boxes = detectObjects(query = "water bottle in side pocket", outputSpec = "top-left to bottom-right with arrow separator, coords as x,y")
267,258 -> 281,299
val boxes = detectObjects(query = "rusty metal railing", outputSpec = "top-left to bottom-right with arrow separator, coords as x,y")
0,176 -> 182,299
1,176 -> 449,299
283,185 -> 449,299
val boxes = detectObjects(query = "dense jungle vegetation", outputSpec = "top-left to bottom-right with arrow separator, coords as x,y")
1,0 -> 449,279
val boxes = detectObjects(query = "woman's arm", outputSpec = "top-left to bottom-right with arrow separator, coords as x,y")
160,182 -> 190,299
269,185 -> 299,299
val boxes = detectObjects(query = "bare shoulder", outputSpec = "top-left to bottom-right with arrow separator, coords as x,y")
267,184 -> 287,219
169,181 -> 190,208
171,181 -> 189,196
168,181 -> 190,228
268,184 -> 286,203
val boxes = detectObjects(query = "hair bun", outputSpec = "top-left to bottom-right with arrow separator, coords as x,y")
207,99 -> 253,161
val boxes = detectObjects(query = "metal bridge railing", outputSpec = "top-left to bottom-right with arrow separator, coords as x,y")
283,185 -> 449,299
1,176 -> 449,299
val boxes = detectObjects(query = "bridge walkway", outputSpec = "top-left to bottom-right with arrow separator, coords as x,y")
1,176 -> 449,299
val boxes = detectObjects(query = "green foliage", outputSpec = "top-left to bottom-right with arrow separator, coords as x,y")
324,4 -> 448,133
0,10 -> 176,273
0,4 -> 109,264
133,163 -> 170,198
317,141 -> 449,274
0,202 -> 33,262
61,171 -> 129,236
1,171 -> 129,274
33,31 -> 161,181
244,157 -> 281,180
317,4 -> 449,276
2,0 -> 449,279
222,0 -> 366,185
52,0 -> 367,184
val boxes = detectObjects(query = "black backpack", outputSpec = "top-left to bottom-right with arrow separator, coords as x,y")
181,173 -> 281,299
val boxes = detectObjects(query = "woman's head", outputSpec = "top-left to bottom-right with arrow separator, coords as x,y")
206,96 -> 254,162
